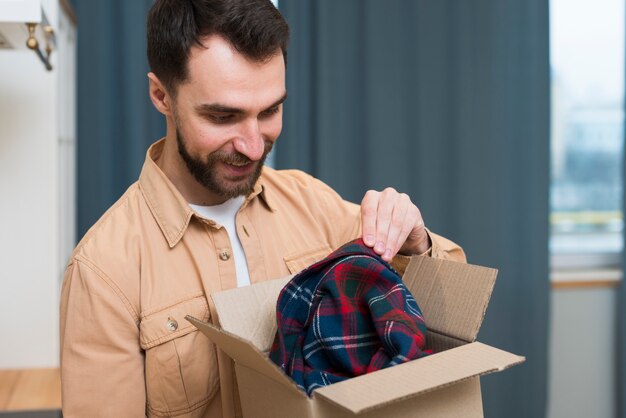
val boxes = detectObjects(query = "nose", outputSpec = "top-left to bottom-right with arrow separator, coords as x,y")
233,119 -> 265,161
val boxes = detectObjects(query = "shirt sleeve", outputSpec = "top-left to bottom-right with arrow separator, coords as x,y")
391,228 -> 467,275
60,258 -> 146,418
427,229 -> 466,262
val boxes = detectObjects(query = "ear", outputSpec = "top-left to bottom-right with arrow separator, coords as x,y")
148,72 -> 173,116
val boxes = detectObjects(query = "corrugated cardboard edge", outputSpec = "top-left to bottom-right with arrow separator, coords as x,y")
313,342 -> 526,415
404,257 -> 498,343
185,315 -> 306,398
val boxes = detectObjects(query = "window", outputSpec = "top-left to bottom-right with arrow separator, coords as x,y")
550,0 -> 625,270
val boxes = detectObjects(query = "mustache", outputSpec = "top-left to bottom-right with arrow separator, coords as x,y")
213,152 -> 252,165
209,141 -> 274,165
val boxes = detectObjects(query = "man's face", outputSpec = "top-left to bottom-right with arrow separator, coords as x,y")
170,35 -> 286,201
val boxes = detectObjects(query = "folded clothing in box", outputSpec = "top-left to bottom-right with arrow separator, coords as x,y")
269,239 -> 431,395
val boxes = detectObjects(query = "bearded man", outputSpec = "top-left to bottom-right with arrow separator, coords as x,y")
59,0 -> 465,417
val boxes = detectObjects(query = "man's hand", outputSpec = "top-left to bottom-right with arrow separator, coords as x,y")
361,188 -> 431,262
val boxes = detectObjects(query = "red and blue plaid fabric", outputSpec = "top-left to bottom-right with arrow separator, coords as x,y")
269,239 -> 430,395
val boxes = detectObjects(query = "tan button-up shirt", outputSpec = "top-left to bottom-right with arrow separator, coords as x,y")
60,139 -> 466,418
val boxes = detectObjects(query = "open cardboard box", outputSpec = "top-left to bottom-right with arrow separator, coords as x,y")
187,256 -> 525,418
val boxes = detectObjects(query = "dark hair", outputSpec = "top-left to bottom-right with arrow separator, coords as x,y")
147,0 -> 289,95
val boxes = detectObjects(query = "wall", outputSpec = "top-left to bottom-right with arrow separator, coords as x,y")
0,0 -> 75,369
548,285 -> 618,418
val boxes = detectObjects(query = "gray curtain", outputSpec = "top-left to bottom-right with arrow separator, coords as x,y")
277,1 -> 550,417
73,0 -> 164,238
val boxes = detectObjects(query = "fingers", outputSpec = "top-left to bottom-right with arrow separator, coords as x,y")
361,190 -> 380,247
361,188 -> 419,262
373,188 -> 396,258
385,193 -> 411,259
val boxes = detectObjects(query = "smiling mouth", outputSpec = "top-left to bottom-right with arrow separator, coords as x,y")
225,161 -> 251,167
221,160 -> 257,178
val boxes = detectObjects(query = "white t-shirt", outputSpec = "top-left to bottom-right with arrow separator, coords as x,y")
190,196 -> 251,287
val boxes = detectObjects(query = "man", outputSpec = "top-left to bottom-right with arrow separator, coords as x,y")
60,0 -> 465,417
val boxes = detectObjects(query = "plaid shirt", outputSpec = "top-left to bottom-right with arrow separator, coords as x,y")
269,239 -> 430,395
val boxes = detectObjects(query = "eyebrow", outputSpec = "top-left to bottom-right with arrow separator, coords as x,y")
195,92 -> 288,115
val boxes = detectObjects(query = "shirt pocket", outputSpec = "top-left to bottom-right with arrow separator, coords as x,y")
140,296 -> 218,418
283,244 -> 333,275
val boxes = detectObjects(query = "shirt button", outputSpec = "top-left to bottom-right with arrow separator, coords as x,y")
219,249 -> 231,261
166,318 -> 178,332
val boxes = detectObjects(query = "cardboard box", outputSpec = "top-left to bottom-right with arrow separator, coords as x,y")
187,256 -> 525,418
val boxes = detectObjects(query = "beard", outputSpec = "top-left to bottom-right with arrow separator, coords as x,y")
176,127 -> 273,200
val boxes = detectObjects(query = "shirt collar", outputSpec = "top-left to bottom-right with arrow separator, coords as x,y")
139,139 -> 275,248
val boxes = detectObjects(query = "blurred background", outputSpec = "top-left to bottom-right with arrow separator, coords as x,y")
0,0 -> 624,417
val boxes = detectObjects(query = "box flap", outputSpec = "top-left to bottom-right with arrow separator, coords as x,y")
425,330 -> 467,353
314,342 -> 525,415
211,276 -> 292,351
403,257 -> 497,343
185,315 -> 305,398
